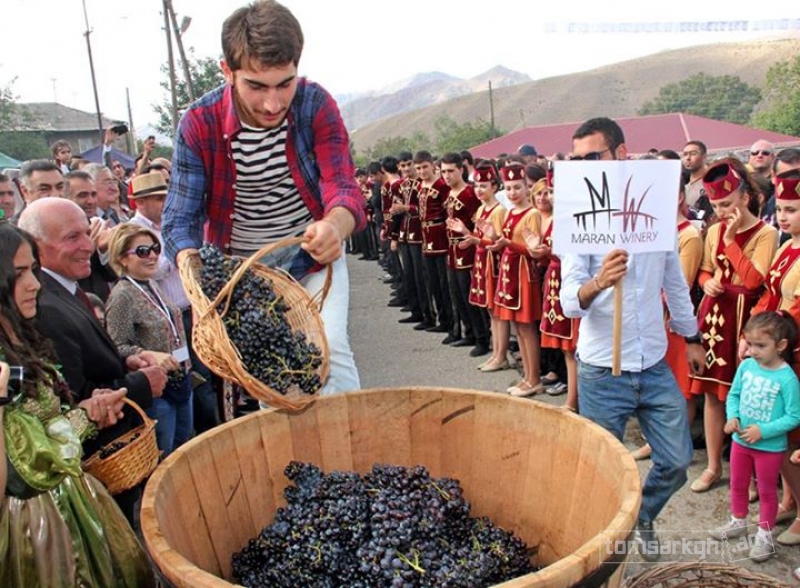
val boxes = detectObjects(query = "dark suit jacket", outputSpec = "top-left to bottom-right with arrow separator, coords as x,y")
37,272 -> 152,455
77,251 -> 117,302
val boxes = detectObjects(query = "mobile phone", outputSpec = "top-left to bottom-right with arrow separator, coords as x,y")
111,123 -> 129,135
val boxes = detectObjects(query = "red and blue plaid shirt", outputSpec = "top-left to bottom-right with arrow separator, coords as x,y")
162,78 -> 365,279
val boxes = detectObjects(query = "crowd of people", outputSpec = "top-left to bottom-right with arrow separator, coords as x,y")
349,122 -> 800,572
1,0 -> 800,584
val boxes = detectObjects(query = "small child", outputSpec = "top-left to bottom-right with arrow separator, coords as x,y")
710,311 -> 800,561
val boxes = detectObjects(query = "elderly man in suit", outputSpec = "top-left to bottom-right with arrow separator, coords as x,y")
18,197 -> 169,525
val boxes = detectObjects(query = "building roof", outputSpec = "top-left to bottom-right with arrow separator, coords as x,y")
11,102 -> 117,132
469,113 -> 800,159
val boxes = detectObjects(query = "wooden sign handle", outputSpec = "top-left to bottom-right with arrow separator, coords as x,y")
612,281 -> 623,376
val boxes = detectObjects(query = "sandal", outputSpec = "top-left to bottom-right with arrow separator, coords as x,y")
508,381 -> 545,398
690,468 -> 721,493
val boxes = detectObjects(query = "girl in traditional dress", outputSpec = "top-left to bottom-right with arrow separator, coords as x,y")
447,164 -> 509,371
524,174 -> 580,411
745,169 -> 800,547
689,158 -> 778,492
0,222 -> 155,588
632,172 -> 704,459
489,164 -> 543,397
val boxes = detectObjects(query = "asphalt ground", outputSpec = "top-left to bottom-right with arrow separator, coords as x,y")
345,253 -> 799,585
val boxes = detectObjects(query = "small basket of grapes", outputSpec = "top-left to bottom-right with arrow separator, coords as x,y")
83,397 -> 161,495
178,237 -> 330,411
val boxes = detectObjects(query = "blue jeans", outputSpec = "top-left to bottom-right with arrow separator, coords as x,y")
146,392 -> 194,457
578,359 -> 692,523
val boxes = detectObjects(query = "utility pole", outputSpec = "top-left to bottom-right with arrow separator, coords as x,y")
162,0 -> 179,132
488,81 -> 496,140
126,87 -> 135,154
81,0 -> 104,143
165,0 -> 195,102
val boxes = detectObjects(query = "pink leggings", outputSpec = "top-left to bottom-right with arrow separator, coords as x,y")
730,441 -> 785,530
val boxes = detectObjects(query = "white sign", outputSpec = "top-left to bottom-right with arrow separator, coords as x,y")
552,160 -> 681,255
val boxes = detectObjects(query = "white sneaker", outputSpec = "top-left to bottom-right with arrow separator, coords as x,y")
709,518 -> 748,540
749,532 -> 775,562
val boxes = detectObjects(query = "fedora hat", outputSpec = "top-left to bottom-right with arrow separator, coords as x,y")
131,171 -> 168,199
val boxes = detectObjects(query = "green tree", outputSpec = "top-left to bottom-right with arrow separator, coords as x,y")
0,78 -> 17,132
750,55 -> 800,137
365,136 -> 419,161
0,131 -> 50,161
639,73 -> 761,124
433,115 -> 497,154
154,52 -> 225,137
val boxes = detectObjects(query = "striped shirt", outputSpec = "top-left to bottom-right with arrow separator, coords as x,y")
230,122 -> 312,252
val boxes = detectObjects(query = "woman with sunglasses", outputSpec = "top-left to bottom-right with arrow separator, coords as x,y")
0,222 -> 154,587
105,224 -> 190,457
689,158 -> 778,493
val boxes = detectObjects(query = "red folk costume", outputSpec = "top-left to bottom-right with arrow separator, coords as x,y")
540,220 -> 580,350
445,183 -> 481,270
380,180 -> 398,241
690,162 -> 778,400
665,220 -> 703,399
399,177 -> 422,245
493,166 -> 542,324
752,171 -> 800,322
418,177 -> 449,256
468,166 -> 505,310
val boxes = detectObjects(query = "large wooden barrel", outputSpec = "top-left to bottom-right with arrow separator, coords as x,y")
141,387 -> 642,587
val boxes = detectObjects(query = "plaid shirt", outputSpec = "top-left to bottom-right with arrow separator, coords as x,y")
162,79 -> 365,279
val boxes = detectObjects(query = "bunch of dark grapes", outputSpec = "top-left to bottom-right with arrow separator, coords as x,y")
232,462 -> 535,588
98,432 -> 140,459
198,243 -> 322,396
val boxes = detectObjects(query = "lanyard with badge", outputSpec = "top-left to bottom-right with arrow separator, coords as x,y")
124,276 -> 190,363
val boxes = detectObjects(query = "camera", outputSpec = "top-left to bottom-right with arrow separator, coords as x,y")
8,366 -> 24,396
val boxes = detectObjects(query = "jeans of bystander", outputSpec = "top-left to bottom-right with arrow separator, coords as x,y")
578,358 -> 693,523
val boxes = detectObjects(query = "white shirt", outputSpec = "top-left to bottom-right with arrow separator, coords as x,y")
561,251 -> 698,372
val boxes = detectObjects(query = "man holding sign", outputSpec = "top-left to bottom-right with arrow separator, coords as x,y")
559,117 -> 705,561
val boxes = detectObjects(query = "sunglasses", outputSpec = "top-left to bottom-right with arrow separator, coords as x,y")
126,243 -> 162,258
750,150 -> 772,157
570,147 -> 613,161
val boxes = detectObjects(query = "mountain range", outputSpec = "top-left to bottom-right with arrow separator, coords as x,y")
344,35 -> 800,155
336,66 -> 531,131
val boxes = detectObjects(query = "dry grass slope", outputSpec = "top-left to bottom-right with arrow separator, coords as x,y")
349,36 -> 800,154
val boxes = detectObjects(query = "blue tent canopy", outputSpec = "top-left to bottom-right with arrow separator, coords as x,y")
80,145 -> 137,170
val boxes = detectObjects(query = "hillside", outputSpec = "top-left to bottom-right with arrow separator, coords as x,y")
348,36 -> 800,155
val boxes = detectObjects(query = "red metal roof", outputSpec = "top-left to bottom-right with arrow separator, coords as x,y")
469,113 -> 800,159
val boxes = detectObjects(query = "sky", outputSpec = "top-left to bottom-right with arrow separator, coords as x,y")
1,0 -> 797,136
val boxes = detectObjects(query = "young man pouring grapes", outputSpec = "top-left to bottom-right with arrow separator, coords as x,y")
162,0 -> 365,394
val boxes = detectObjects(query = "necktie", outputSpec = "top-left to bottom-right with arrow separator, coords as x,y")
75,287 -> 96,314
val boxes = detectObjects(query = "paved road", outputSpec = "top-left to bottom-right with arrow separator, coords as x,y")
345,254 -> 798,585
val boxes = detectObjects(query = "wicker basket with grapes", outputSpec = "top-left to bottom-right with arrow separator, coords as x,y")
178,237 -> 330,411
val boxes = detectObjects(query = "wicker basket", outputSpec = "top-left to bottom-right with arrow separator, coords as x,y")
621,562 -> 792,588
178,237 -> 331,411
83,397 -> 161,495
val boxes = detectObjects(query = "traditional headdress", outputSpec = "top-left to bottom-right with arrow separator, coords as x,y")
500,164 -> 525,182
774,169 -> 800,201
702,161 -> 743,201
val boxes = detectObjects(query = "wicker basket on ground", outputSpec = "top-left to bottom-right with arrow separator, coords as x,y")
83,397 -> 160,495
621,562 -> 792,588
178,237 -> 330,411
